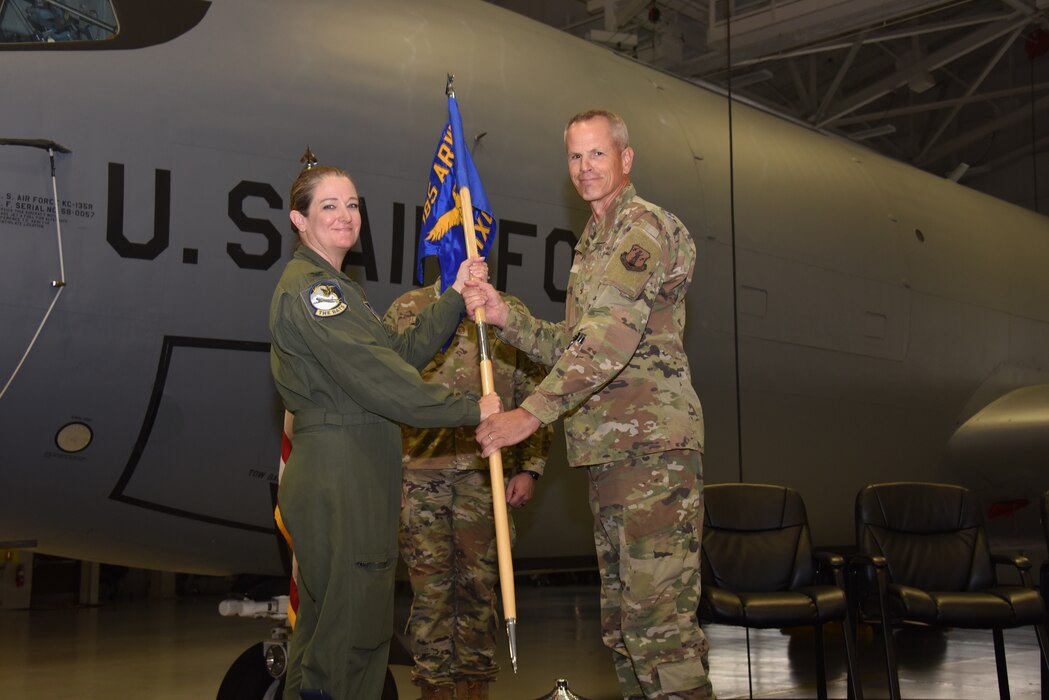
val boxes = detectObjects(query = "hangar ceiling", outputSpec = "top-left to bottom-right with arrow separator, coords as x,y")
490,0 -> 1049,202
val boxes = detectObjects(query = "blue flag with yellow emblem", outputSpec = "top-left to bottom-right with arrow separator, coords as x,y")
417,95 -> 496,291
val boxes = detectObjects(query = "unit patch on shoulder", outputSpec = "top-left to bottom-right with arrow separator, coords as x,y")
620,244 -> 650,272
604,227 -> 661,300
306,280 -> 347,318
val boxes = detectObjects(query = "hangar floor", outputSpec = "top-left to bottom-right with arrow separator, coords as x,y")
0,579 -> 1044,699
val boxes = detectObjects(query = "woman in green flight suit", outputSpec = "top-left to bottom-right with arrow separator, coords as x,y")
269,161 -> 499,700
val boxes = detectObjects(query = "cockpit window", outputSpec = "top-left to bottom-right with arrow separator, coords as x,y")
0,0 -> 116,44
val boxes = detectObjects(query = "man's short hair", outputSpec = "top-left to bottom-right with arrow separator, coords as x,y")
564,109 -> 630,151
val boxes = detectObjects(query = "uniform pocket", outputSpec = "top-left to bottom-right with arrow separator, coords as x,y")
349,558 -> 395,649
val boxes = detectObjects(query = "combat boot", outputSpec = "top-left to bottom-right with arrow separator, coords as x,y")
455,679 -> 490,700
419,682 -> 454,700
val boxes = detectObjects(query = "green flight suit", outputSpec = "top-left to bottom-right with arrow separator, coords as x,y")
269,246 -> 480,700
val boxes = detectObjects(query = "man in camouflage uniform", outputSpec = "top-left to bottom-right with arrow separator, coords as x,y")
474,110 -> 714,699
384,282 -> 552,700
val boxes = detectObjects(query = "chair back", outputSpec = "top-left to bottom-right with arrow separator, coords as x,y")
702,483 -> 815,592
856,482 -> 995,591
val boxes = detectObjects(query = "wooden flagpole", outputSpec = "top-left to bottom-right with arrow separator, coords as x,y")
458,180 -> 519,672
444,74 -> 517,669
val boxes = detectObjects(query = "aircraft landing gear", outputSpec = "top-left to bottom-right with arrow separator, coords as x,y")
215,642 -> 398,700
216,641 -> 284,700
216,595 -> 399,699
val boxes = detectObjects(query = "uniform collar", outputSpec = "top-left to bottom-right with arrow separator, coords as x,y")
580,183 -> 637,250
599,182 -> 637,223
295,245 -> 348,280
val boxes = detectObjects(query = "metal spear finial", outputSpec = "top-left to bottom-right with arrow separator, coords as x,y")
446,73 -> 455,98
300,146 -> 318,170
507,617 -> 518,673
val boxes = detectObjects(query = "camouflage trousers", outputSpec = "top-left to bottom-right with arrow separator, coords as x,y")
400,468 -> 513,687
588,450 -> 715,700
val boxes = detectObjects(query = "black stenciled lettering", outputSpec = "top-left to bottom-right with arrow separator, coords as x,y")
544,227 -> 575,304
227,181 -> 283,271
413,205 -> 424,287
390,202 -> 425,287
390,201 -> 406,285
496,219 -> 537,293
391,201 -> 440,287
106,163 -> 170,260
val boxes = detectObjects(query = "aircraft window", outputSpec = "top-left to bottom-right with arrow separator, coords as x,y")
0,0 -> 116,44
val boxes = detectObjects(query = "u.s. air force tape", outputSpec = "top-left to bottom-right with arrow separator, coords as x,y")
305,280 -> 347,318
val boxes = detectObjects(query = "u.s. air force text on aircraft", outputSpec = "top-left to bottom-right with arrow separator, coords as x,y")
2,191 -> 95,228
104,162 -> 577,303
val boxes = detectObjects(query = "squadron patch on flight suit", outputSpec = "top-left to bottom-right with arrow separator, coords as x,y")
605,227 -> 659,300
305,280 -> 347,318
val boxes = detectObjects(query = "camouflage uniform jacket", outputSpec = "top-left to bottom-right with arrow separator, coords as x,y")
384,281 -> 551,474
499,184 -> 704,467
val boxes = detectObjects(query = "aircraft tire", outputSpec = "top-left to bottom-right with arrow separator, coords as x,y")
215,642 -> 397,700
381,666 -> 398,700
216,642 -> 284,700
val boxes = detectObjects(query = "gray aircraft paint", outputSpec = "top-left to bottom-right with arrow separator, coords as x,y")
1,0 -> 1047,575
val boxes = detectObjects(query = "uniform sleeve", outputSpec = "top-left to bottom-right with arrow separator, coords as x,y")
501,297 -> 553,475
497,304 -> 565,368
278,289 -> 479,429
520,213 -> 668,426
511,345 -> 553,476
384,288 -> 464,370
381,297 -> 406,334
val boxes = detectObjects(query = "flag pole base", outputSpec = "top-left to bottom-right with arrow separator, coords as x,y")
533,678 -> 591,700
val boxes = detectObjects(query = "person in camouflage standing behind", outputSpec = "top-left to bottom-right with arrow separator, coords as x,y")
384,282 -> 552,700
472,109 -> 714,700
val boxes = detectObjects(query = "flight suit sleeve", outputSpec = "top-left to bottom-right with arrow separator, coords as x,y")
519,213 -> 668,426
281,289 -> 479,428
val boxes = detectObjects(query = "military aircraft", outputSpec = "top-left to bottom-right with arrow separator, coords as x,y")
2,0 -> 1049,694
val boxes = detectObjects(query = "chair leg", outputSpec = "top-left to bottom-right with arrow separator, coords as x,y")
814,623 -> 828,700
873,569 -> 901,700
1036,622 -> 1049,700
1034,622 -> 1049,680
841,609 -> 864,700
844,569 -> 861,700
1043,653 -> 1049,700
745,626 -> 754,699
993,627 -> 1011,700
1032,625 -> 1049,700
1040,563 -> 1049,700
878,620 -> 900,700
